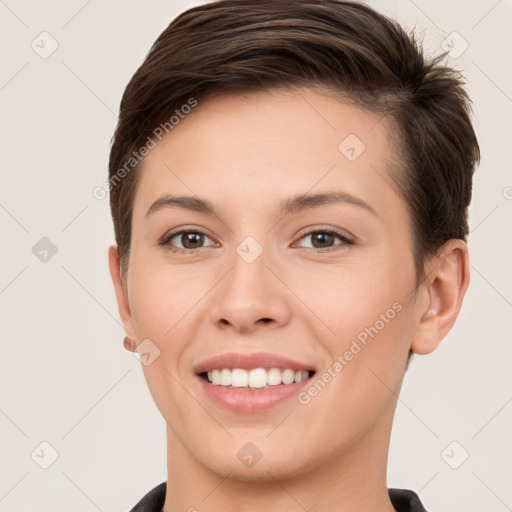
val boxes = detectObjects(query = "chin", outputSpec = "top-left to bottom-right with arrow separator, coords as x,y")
198,447 -> 312,483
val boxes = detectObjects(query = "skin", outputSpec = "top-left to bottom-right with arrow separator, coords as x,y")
109,87 -> 469,512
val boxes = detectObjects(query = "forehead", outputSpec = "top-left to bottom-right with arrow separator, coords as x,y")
132,87 -> 404,222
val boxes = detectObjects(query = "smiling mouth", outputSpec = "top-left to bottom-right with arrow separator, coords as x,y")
198,367 -> 316,389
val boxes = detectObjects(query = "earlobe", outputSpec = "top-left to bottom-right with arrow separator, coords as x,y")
411,239 -> 470,355
108,243 -> 136,340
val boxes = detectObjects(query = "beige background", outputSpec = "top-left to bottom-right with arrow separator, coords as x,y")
0,0 -> 511,510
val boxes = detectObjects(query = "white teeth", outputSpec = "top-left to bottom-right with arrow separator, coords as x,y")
248,368 -> 267,388
267,367 -> 282,386
295,370 -> 308,383
231,368 -> 248,387
220,368 -> 231,386
204,367 -> 311,388
281,369 -> 295,384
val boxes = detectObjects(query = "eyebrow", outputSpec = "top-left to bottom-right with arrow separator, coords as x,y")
145,191 -> 378,218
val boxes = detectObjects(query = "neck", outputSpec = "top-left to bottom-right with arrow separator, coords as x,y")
162,404 -> 398,512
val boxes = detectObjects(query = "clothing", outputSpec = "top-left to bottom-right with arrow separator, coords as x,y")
128,481 -> 428,511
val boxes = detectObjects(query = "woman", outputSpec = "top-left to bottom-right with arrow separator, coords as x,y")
107,1 -> 479,510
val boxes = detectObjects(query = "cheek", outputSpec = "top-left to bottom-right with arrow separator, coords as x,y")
127,266 -> 203,419
296,304 -> 413,449
285,260 -> 405,342
127,256 -> 205,340
289,260 -> 414,405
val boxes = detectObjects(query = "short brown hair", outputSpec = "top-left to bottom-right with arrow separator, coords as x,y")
108,0 -> 480,286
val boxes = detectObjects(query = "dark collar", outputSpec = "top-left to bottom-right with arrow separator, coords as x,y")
129,481 -> 428,512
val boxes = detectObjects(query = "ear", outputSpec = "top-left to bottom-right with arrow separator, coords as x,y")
411,239 -> 470,355
108,243 -> 136,343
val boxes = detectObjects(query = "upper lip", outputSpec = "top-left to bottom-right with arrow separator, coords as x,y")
194,352 -> 316,374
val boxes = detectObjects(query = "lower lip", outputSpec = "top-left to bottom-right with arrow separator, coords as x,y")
196,375 -> 312,412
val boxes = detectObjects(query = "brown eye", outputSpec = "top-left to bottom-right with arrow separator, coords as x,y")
310,232 -> 336,248
163,230 -> 216,252
295,229 -> 354,251
180,232 -> 205,249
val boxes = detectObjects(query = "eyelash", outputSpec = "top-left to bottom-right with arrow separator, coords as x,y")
160,227 -> 355,254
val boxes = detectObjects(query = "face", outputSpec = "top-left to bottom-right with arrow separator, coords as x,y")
115,87 -> 425,480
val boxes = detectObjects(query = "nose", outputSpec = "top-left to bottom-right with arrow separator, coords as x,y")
209,244 -> 292,333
